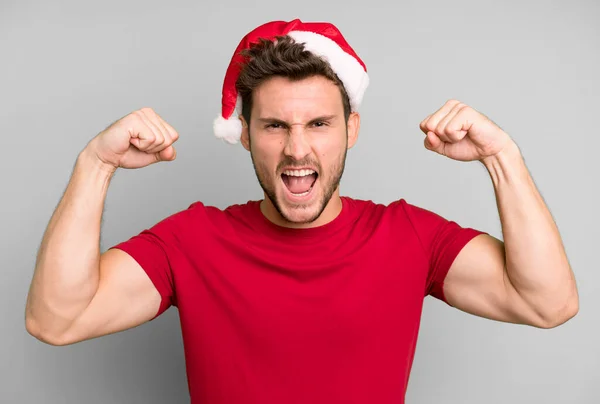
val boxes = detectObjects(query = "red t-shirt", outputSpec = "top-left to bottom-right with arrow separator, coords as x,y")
111,197 -> 484,403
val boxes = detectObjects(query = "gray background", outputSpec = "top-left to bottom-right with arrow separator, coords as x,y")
1,0 -> 598,402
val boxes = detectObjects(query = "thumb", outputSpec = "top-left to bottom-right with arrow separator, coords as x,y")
156,145 -> 177,162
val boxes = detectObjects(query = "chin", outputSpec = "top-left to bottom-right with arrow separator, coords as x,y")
275,185 -> 324,224
252,154 -> 345,226
279,202 -> 323,224
264,173 -> 334,225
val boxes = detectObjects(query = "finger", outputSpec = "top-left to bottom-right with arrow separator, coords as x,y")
128,114 -> 156,151
419,114 -> 432,134
152,114 -> 172,141
143,109 -> 175,154
447,105 -> 477,138
135,109 -> 165,152
421,99 -> 462,136
156,145 -> 177,162
436,102 -> 468,142
138,109 -> 168,154
146,125 -> 172,154
424,131 -> 446,156
154,111 -> 180,143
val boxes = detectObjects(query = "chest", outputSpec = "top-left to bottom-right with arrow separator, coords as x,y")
176,236 -> 428,352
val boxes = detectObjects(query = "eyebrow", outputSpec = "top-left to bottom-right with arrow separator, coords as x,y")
257,115 -> 337,126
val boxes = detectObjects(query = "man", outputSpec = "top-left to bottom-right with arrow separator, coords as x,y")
25,19 -> 578,403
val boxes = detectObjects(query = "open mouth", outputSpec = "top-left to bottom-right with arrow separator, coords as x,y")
281,169 -> 318,198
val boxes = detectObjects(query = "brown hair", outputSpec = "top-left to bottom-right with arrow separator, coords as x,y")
235,35 -> 351,126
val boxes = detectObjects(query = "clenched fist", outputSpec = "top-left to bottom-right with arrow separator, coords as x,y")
87,107 -> 179,171
419,100 -> 512,162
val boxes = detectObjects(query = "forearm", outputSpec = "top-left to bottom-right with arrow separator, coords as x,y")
482,141 -> 578,326
26,146 -> 116,342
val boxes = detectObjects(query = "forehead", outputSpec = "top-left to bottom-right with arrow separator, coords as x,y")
251,75 -> 343,120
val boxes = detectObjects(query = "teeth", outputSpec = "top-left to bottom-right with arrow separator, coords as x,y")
283,169 -> 315,177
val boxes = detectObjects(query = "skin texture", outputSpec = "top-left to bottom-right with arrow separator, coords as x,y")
240,75 -> 359,228
25,108 -> 178,345
418,100 -> 578,328
25,80 -> 578,349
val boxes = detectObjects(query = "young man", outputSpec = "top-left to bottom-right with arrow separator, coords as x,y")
25,19 -> 578,403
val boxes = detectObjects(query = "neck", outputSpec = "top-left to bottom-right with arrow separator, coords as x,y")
260,190 -> 343,229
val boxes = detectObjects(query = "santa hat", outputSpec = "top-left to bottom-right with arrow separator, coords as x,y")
213,19 -> 370,144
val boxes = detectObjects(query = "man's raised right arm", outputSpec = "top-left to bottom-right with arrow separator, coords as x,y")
25,108 -> 179,346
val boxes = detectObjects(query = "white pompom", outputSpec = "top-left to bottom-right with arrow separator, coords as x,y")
213,115 -> 242,144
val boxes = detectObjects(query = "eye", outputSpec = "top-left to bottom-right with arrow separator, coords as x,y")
312,121 -> 328,127
266,123 -> 284,129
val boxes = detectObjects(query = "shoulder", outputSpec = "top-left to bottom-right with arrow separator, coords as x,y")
342,196 -> 456,237
342,196 -> 433,221
145,200 -> 241,232
168,200 -> 260,218
390,199 -> 448,226
192,199 -> 263,232
341,196 -> 423,231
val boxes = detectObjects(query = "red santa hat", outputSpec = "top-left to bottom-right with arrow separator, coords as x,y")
213,19 -> 370,144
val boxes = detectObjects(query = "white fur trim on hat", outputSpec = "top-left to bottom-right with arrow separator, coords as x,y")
214,95 -> 243,144
213,115 -> 242,145
214,32 -> 369,145
288,30 -> 369,111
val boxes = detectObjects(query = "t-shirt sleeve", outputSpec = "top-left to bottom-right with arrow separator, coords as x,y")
400,200 -> 487,304
108,204 -> 197,319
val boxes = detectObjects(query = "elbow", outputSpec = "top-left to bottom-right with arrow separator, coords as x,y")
535,292 -> 579,329
25,314 -> 73,347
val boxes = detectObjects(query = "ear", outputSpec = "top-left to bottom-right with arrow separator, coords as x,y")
346,112 -> 360,149
240,115 -> 250,151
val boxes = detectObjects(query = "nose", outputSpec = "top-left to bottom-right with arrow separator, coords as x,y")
283,125 -> 311,161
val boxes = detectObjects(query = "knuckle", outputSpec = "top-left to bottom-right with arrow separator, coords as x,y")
130,110 -> 145,123
455,103 -> 466,112
139,107 -> 155,115
435,122 -> 446,134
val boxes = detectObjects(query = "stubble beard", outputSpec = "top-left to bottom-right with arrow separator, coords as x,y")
249,140 -> 348,225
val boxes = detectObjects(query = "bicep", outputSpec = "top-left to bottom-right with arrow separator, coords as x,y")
443,234 -> 541,326
60,248 -> 162,345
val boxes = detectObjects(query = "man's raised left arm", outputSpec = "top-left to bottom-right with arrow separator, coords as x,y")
419,100 -> 579,329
